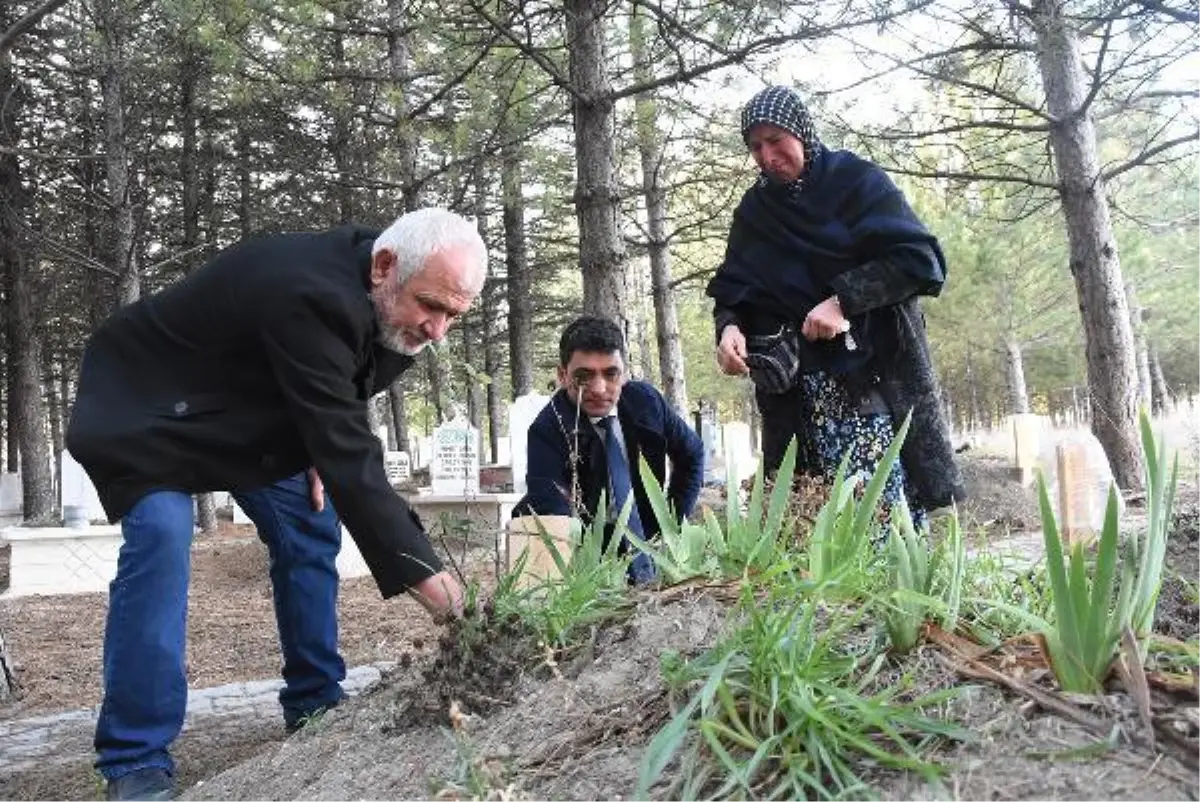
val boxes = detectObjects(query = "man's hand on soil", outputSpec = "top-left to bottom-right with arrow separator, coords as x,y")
408,571 -> 464,624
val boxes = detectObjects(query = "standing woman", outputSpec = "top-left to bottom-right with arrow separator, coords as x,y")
707,85 -> 964,527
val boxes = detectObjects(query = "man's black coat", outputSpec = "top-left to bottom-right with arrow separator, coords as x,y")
66,225 -> 439,597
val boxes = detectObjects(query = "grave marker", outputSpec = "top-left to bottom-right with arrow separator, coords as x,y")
430,419 -> 481,494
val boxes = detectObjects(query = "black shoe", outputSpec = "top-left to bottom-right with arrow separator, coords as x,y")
284,699 -> 340,734
105,767 -> 175,801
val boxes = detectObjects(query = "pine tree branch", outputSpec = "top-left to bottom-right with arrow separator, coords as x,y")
1101,131 -> 1199,183
0,0 -> 68,59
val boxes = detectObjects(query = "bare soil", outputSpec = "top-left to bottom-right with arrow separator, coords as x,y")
1,455 -> 1197,801
0,524 -> 450,721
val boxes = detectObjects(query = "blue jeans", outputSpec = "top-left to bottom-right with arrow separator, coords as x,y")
94,473 -> 346,780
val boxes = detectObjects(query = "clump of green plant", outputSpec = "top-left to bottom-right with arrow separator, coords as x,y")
807,414 -> 911,588
1006,410 -> 1178,693
638,580 -> 967,800
1128,410 -> 1179,638
883,505 -> 967,653
495,494 -> 634,649
629,440 -> 800,583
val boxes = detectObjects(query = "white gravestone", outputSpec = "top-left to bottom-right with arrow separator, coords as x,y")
508,393 -> 551,495
0,473 -> 21,519
61,450 -> 106,528
384,451 -> 411,485
722,422 -> 757,489
414,436 -> 434,469
431,419 -> 481,495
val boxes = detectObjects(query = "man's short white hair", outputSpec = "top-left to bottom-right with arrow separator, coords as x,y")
373,208 -> 488,287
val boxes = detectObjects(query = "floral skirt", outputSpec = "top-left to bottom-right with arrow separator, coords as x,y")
787,371 -> 927,532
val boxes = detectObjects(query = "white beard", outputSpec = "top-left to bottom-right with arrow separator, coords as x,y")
378,329 -> 428,356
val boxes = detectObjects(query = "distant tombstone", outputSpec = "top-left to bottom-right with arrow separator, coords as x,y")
431,419 -> 480,494
0,473 -> 20,518
415,437 -> 434,469
384,451 -> 412,486
509,392 -> 551,495
1051,431 -> 1122,548
60,450 -> 106,527
1008,413 -> 1046,486
700,419 -> 722,484
722,422 -> 756,487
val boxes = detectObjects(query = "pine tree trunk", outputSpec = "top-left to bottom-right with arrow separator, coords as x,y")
4,351 -> 16,472
565,0 -> 627,329
96,0 -> 139,305
629,9 -> 689,416
385,0 -> 420,447
6,253 -> 54,522
236,125 -> 252,238
502,140 -> 534,396
427,350 -> 448,423
1149,343 -> 1170,417
0,50 -> 53,521
1031,0 -> 1142,489
1126,284 -> 1153,411
389,388 -> 409,454
1004,336 -> 1030,414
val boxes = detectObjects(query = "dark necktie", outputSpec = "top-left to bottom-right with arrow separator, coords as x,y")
594,416 -> 657,584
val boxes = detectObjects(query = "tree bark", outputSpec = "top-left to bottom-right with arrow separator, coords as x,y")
5,253 -> 54,522
1004,336 -> 1030,415
1031,0 -> 1142,489
384,0 -> 420,448
4,350 -> 16,473
0,46 -> 52,520
482,278 -> 503,463
389,387 -> 409,453
565,0 -> 627,330
1125,283 -> 1153,412
96,0 -> 139,305
236,125 -> 252,238
1149,343 -> 1170,417
328,27 -> 354,225
178,51 -> 217,535
473,180 -> 503,463
629,8 -> 688,415
427,350 -> 448,423
502,139 -> 534,396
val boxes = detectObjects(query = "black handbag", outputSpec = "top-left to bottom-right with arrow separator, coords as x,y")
744,324 -> 801,395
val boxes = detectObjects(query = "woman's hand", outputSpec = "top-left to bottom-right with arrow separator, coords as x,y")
717,325 -> 749,376
801,296 -> 849,342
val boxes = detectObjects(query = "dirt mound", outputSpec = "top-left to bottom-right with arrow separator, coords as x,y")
184,592 -> 727,800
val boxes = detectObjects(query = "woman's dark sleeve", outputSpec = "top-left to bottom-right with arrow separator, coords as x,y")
713,303 -> 741,344
830,190 -> 947,317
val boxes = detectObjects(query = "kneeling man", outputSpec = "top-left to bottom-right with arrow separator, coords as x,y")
513,316 -> 703,583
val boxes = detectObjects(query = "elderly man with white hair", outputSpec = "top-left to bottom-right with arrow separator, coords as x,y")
67,208 -> 488,801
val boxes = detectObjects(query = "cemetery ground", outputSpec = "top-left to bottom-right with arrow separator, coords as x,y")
1,448 -> 1198,801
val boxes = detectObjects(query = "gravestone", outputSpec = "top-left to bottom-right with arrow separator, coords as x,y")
414,436 -> 434,469
1051,431 -> 1121,547
60,450 -> 106,528
697,400 -> 723,484
508,392 -> 551,494
431,418 -> 481,494
722,422 -> 756,488
1008,413 -> 1047,486
384,451 -> 412,486
0,473 -> 20,521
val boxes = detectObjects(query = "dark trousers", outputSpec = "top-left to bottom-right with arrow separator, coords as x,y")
94,473 -> 345,780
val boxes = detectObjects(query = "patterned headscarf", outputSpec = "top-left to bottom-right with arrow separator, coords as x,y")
740,86 -> 822,188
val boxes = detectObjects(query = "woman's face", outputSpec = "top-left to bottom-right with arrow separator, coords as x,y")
746,123 -> 805,183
